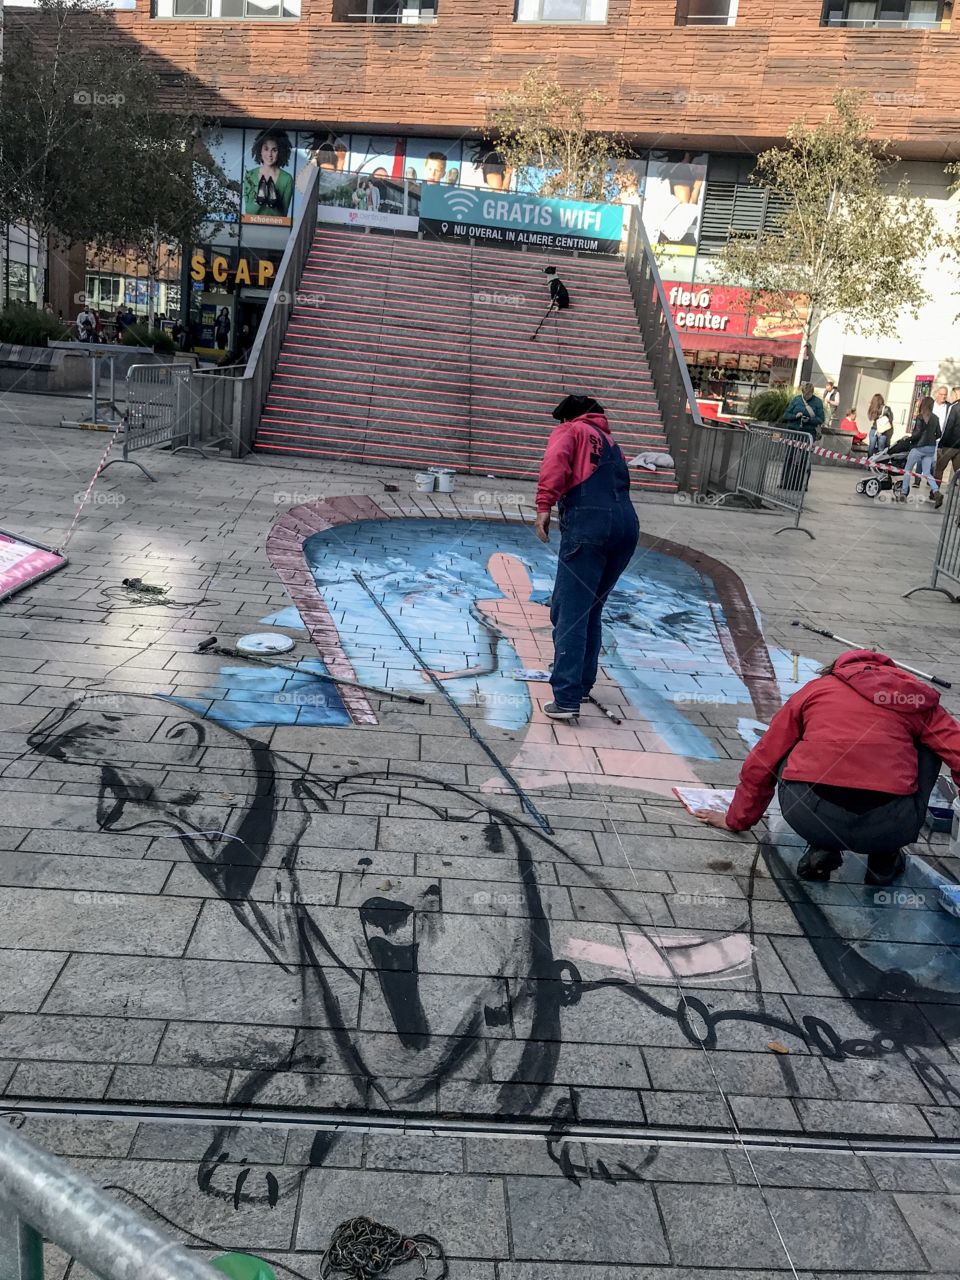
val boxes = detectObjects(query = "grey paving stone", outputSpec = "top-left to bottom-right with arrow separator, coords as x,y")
572,1086 -> 646,1124
43,954 -> 362,1028
867,1156 -> 950,1192
129,1121 -> 288,1162
0,887 -> 199,956
794,1098 -> 935,1139
579,1143 -> 733,1184
296,1169 -> 508,1256
658,1183 -> 928,1270
107,1064 -> 231,1104
892,1193 -> 960,1269
364,1133 -> 464,1173
465,1137 -> 577,1177
18,1116 -> 137,1158
642,1090 -> 729,1129
157,1021 -> 296,1071
506,1174 -> 669,1263
74,1155 -> 300,1252
0,949 -> 67,1013
824,1054 -> 936,1104
283,1129 -> 364,1168
0,851 -> 170,895
728,1149 -> 872,1190
730,1095 -> 802,1132
6,1060 -> 114,1100
0,1014 -> 164,1065
642,1046 -> 836,1099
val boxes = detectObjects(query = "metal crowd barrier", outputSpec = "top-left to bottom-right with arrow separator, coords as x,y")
101,364 -> 193,482
734,423 -> 816,538
0,1121 -> 222,1280
905,471 -> 960,602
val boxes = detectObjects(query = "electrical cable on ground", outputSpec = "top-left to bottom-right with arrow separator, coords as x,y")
320,1216 -> 447,1280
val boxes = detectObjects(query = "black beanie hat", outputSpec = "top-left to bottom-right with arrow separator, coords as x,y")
552,394 -> 604,422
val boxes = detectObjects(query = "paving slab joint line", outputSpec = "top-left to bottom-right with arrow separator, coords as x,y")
6,1100 -> 960,1162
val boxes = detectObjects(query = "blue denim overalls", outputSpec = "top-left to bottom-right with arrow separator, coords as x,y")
550,430 -> 640,710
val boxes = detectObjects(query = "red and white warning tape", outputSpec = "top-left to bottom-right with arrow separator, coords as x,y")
56,414 -> 127,555
775,432 -> 918,480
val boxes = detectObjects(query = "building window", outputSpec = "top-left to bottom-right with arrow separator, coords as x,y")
696,181 -> 791,256
675,0 -> 738,24
515,0 -> 607,22
332,0 -> 436,21
153,0 -> 300,18
821,1 -> 942,27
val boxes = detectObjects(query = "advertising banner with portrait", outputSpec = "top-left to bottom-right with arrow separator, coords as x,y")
241,127 -> 296,228
420,186 -> 624,255
642,152 -> 708,257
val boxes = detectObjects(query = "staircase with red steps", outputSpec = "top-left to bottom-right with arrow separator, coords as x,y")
255,227 -> 676,492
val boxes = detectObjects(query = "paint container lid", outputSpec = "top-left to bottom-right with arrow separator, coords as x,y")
211,1254 -> 277,1280
235,632 -> 296,656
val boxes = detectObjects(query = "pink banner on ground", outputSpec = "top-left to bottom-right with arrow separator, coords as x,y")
0,533 -> 67,602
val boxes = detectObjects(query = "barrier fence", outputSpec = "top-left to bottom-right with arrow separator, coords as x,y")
733,424 -> 815,538
622,211 -> 704,492
906,470 -> 960,602
102,364 -> 193,481
0,1121 -> 222,1280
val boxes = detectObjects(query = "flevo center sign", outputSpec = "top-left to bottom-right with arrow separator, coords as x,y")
419,186 -> 625,254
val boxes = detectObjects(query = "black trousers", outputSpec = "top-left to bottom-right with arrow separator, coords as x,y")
777,746 -> 941,857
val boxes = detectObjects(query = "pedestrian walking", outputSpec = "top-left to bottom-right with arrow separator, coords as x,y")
932,384 -> 950,437
822,378 -> 840,426
897,395 -> 942,506
934,388 -> 960,492
214,307 -> 232,351
866,393 -> 889,456
533,394 -> 640,720
694,650 -> 960,887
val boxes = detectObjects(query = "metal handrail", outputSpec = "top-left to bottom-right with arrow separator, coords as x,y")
0,1122 -> 223,1280
222,161 -> 321,456
621,209 -> 705,492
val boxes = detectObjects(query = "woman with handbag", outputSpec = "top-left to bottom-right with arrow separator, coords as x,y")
779,382 -> 824,491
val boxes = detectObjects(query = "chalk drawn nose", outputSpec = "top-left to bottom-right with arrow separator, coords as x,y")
359,896 -> 414,935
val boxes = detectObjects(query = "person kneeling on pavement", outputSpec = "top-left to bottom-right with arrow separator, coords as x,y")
695,650 -> 960,886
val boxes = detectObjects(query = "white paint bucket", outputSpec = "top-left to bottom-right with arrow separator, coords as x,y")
434,469 -> 456,493
415,473 -> 436,493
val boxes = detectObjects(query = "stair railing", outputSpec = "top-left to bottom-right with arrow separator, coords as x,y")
622,210 -> 707,493
0,1121 -> 223,1280
204,163 -> 321,458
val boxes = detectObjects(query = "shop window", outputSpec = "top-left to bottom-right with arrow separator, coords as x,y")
515,0 -> 607,22
697,181 -> 791,256
331,0 -> 437,20
821,0 -> 942,27
154,0 -> 300,18
675,0 -> 738,24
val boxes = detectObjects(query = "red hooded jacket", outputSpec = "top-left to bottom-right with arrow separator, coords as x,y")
536,412 -> 615,513
726,650 -> 960,831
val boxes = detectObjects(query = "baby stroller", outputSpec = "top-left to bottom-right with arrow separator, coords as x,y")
855,435 -> 911,498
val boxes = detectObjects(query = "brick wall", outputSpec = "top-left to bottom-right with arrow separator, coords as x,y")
8,0 -> 956,156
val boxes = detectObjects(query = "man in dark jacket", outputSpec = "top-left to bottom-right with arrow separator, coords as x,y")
934,387 -> 960,490
534,394 -> 639,720
899,395 -> 941,505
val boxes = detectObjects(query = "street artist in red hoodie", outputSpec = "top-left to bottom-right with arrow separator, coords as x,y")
534,394 -> 640,720
696,650 -> 960,886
